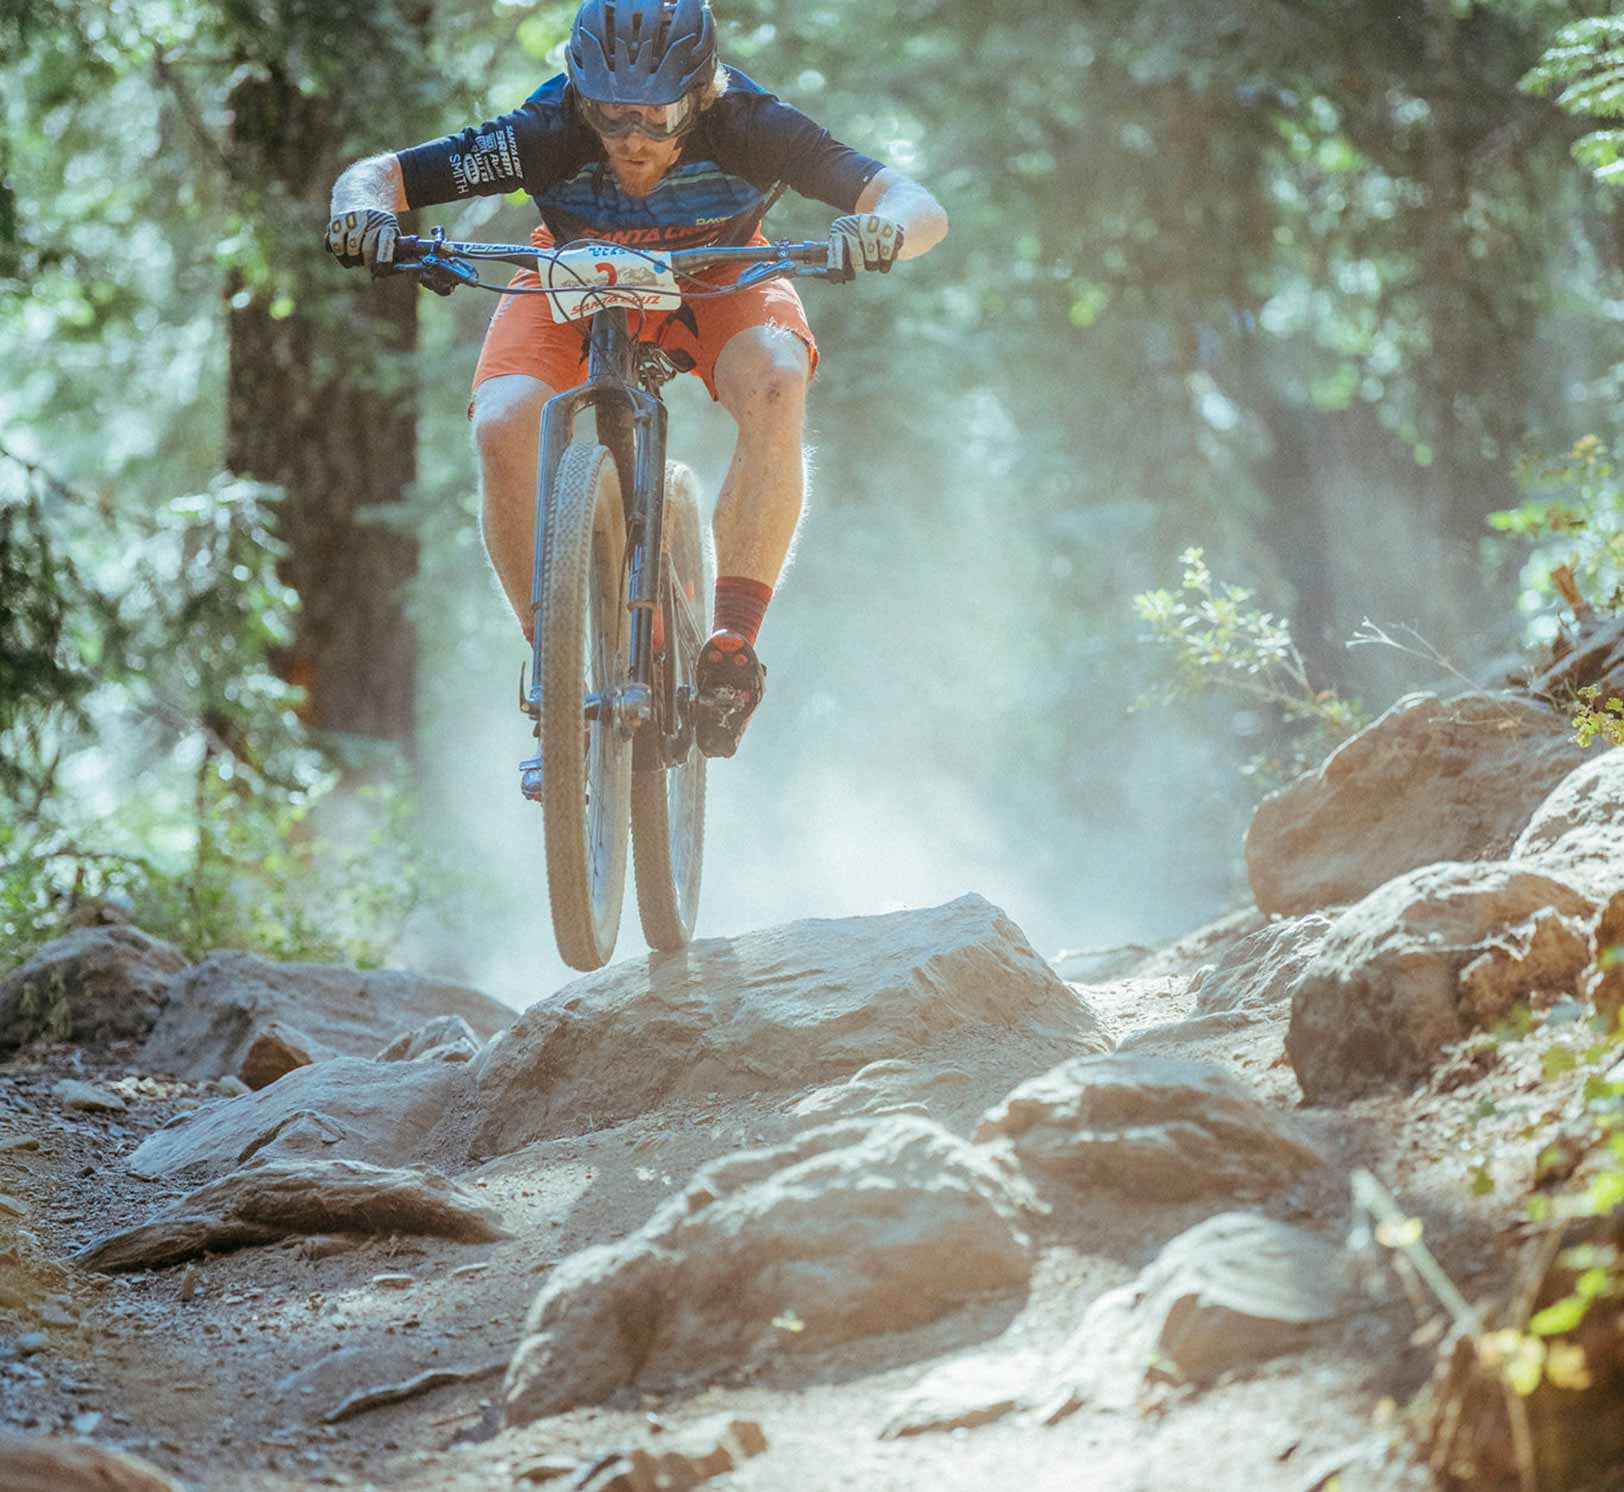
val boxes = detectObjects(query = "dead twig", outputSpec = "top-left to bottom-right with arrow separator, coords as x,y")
1347,619 -> 1527,727
1550,564 -> 1594,625
320,1358 -> 507,1425
1350,1169 -> 1481,1335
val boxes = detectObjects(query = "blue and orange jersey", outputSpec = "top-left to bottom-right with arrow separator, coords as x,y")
397,68 -> 884,250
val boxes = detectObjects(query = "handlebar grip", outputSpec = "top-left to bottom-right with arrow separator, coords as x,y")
827,234 -> 853,284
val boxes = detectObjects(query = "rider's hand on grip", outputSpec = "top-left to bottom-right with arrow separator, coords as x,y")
323,208 -> 400,274
830,214 -> 905,276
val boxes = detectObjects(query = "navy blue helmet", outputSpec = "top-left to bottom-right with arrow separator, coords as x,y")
567,0 -> 718,110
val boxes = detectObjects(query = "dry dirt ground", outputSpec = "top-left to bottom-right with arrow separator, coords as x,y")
0,925 -> 1606,1492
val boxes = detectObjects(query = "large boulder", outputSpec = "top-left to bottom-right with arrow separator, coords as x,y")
1512,747 -> 1624,899
0,926 -> 187,1055
974,1054 -> 1323,1200
1287,862 -> 1596,1104
1041,1213 -> 1354,1416
75,1157 -> 510,1271
472,896 -> 1106,1156
1587,891 -> 1624,1020
124,1055 -> 471,1182
141,951 -> 510,1084
500,1115 -> 1036,1426
1246,693 -> 1586,916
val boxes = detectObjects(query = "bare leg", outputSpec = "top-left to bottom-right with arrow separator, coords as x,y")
470,373 -> 558,637
711,327 -> 812,588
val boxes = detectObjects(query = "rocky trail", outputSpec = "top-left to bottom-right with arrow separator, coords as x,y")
6,681 -> 1624,1492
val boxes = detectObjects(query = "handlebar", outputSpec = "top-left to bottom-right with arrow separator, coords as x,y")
385,229 -> 853,299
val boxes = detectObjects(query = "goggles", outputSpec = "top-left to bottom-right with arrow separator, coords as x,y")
579,92 -> 698,141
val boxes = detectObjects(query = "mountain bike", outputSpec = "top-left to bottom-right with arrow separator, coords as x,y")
387,229 -> 854,971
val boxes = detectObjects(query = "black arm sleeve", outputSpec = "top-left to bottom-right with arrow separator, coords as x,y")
728,94 -> 886,210
397,106 -> 558,208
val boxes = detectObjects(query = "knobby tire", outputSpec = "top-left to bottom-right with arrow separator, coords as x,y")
540,441 -> 631,971
631,463 -> 710,950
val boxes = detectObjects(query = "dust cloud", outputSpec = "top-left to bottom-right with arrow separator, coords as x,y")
399,378 -> 1252,1011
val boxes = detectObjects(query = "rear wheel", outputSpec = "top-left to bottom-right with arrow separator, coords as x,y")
631,462 -> 710,950
539,441 -> 631,971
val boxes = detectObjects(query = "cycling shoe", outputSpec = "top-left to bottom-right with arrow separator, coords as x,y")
695,630 -> 766,759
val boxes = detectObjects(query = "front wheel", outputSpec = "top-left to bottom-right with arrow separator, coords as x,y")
539,441 -> 631,971
631,462 -> 710,951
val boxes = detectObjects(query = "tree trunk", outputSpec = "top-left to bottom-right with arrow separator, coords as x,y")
224,70 -> 420,752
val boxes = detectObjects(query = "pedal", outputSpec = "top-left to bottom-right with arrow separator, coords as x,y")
694,686 -> 754,759
518,755 -> 544,803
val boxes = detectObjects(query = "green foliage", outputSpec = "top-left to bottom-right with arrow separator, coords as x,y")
0,454 -> 421,971
1572,684 -> 1624,747
1523,16 -> 1624,183
1491,435 -> 1624,624
1133,547 -> 1369,786
0,456 -> 102,814
1489,1009 -> 1624,1399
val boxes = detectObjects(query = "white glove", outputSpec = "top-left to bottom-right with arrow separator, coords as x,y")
830,213 -> 906,276
324,208 -> 399,273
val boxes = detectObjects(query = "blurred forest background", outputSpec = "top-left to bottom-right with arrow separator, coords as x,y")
7,0 -> 1624,1005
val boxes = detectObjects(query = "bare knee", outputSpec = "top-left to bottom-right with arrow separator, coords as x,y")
471,374 -> 550,469
716,331 -> 810,426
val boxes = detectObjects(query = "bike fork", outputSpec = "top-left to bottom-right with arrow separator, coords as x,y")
516,382 -> 669,802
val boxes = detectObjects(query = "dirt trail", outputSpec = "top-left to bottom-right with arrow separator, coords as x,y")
5,923 -> 1578,1492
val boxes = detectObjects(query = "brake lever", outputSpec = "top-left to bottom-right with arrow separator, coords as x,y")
732,260 -> 795,292
413,252 -> 481,297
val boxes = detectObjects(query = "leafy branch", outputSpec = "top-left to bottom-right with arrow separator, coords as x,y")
1133,547 -> 1368,785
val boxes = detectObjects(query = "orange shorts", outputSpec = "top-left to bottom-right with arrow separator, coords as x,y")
469,226 -> 817,409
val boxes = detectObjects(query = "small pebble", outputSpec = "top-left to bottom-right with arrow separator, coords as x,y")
51,1079 -> 126,1114
36,1300 -> 77,1329
370,1273 -> 416,1291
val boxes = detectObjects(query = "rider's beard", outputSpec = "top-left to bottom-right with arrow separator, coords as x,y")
601,135 -> 683,198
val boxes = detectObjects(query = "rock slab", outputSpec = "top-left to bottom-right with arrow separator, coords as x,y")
501,1114 -> 1036,1426
474,895 -> 1106,1155
0,1434 -> 184,1491
1246,693 -> 1585,917
565,1420 -> 769,1492
0,926 -> 188,1055
880,1351 -> 1044,1438
377,1014 -> 481,1063
140,950 -> 510,1084
75,1157 -> 511,1270
1287,862 -> 1595,1103
1192,914 -> 1333,1016
125,1055 -> 470,1181
1044,1213 -> 1353,1416
975,1053 -> 1323,1200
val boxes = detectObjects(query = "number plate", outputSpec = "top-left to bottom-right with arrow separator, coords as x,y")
541,245 -> 682,323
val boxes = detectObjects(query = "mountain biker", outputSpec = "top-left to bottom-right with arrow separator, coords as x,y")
324,0 -> 947,758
